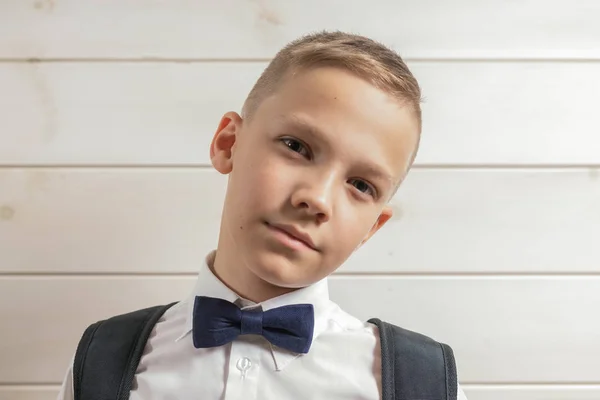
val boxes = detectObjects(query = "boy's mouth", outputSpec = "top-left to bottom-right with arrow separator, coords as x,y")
264,221 -> 318,251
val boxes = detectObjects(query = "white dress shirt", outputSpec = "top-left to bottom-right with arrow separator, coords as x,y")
57,252 -> 467,400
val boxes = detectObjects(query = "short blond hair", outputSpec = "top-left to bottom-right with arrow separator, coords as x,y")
242,30 -> 423,168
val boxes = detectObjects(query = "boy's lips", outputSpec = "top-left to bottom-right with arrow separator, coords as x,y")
264,221 -> 318,251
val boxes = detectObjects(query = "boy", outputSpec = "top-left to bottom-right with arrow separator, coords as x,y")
57,31 -> 467,399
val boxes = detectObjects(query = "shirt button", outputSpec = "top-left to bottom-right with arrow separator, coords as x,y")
236,357 -> 252,378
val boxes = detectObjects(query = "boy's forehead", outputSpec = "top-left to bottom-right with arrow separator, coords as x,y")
261,67 -> 416,127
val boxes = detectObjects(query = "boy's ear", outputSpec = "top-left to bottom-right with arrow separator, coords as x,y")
210,112 -> 243,174
356,205 -> 394,249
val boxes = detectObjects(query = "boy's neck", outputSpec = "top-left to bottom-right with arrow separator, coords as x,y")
210,248 -> 297,304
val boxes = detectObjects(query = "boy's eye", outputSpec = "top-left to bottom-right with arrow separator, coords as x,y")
281,138 -> 310,158
349,179 -> 375,197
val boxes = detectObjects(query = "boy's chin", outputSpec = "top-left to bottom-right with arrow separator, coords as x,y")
248,251 -> 322,290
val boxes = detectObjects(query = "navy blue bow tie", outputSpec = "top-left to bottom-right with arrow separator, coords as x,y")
192,296 -> 315,354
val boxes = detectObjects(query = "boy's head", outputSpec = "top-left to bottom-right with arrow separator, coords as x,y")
210,31 -> 421,298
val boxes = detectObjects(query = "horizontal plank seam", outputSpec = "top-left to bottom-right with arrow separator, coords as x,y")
3,382 -> 600,388
1,57 -> 600,63
2,272 -> 600,278
0,164 -> 599,170
461,382 -> 600,387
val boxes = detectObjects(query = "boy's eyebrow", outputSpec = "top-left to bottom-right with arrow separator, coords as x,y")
356,162 -> 396,187
278,115 -> 396,188
278,115 -> 327,143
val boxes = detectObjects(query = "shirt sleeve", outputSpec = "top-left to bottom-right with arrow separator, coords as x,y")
55,356 -> 74,400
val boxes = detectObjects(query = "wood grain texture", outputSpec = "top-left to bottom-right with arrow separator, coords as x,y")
0,168 -> 226,274
1,276 -> 599,383
2,0 -> 598,396
4,385 -> 600,400
2,62 -> 600,166
463,385 -> 600,400
0,0 -> 599,59
1,168 -> 599,274
0,387 -> 60,400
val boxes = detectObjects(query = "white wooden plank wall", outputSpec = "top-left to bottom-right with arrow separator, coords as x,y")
1,1 -> 599,399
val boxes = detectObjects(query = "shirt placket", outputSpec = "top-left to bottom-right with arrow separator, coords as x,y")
224,339 -> 262,399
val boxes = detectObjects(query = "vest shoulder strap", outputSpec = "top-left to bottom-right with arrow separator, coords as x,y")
73,302 -> 177,400
368,318 -> 457,400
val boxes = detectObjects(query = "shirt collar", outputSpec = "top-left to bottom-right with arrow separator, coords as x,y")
177,250 -> 334,371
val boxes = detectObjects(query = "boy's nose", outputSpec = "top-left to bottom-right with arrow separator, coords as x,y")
290,176 -> 335,223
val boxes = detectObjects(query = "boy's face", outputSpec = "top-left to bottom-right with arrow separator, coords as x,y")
211,67 -> 419,290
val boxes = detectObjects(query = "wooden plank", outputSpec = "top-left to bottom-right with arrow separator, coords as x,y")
2,385 -> 600,400
415,62 -> 600,165
0,387 -> 59,400
352,167 -> 600,273
1,168 -> 599,274
330,277 -> 600,383
0,62 -> 259,166
0,168 -> 226,274
0,277 -> 194,385
0,0 -> 599,60
2,62 -> 600,166
463,385 -> 600,400
0,277 -> 599,383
